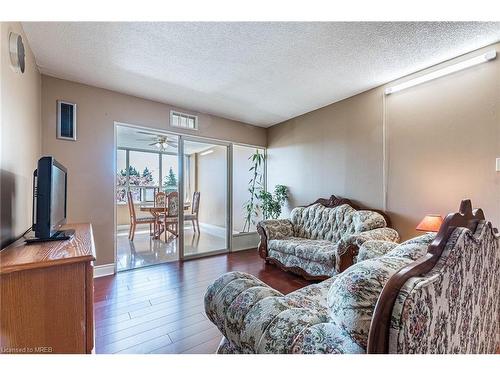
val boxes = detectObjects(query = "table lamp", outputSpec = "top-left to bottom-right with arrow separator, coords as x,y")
416,214 -> 443,233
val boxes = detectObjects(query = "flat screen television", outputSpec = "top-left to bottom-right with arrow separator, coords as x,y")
27,156 -> 74,243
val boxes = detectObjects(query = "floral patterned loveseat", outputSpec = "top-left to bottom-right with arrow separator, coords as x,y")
205,200 -> 499,354
257,195 -> 399,279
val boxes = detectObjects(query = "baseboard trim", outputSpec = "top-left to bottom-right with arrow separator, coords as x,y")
231,247 -> 257,252
94,263 -> 115,278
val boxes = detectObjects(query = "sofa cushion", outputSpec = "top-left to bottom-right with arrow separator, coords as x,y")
352,210 -> 387,232
268,249 -> 337,278
290,203 -> 387,244
286,277 -> 337,319
356,240 -> 399,263
290,203 -> 359,243
327,234 -> 434,350
291,322 -> 365,354
390,223 -> 500,354
259,219 -> 294,240
384,233 -> 436,260
268,237 -> 338,265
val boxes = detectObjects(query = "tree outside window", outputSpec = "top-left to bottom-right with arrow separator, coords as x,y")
163,167 -> 178,193
116,149 -> 179,204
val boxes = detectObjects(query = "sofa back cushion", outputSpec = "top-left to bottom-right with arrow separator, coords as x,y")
327,234 -> 433,350
290,203 -> 386,243
389,222 -> 500,353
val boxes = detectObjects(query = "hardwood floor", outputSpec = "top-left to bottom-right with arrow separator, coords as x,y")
94,249 -> 313,354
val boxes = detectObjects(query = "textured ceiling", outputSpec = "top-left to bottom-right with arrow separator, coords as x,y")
22,22 -> 500,127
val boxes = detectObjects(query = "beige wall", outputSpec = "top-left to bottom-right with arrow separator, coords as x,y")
268,43 -> 500,241
36,40 -> 500,263
41,76 -> 266,265
386,43 -> 500,240
0,22 -> 41,248
267,86 -> 384,214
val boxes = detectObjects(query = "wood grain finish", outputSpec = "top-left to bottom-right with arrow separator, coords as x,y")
0,223 -> 96,274
85,262 -> 95,354
0,223 -> 96,354
93,249 -> 312,354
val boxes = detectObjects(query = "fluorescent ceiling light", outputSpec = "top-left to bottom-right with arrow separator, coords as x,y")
200,149 -> 214,156
385,50 -> 497,95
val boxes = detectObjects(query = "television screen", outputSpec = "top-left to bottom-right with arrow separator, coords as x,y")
34,157 -> 67,239
50,163 -> 67,231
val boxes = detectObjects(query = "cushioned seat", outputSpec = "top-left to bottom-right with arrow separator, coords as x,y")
258,201 -> 400,278
206,235 -> 433,354
268,237 -> 338,265
205,204 -> 500,354
285,277 -> 336,319
135,216 -> 155,223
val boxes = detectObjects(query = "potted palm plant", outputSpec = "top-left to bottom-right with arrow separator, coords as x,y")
242,149 -> 288,232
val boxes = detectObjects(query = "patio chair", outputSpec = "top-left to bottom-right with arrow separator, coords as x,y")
127,191 -> 155,241
158,191 -> 179,240
154,191 -> 167,208
184,192 -> 200,234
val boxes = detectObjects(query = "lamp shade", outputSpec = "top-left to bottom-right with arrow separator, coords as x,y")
416,215 -> 443,232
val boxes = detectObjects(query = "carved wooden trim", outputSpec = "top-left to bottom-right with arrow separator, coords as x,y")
307,195 -> 354,209
366,199 -> 486,354
256,223 -> 268,259
265,257 -> 330,281
337,244 -> 358,273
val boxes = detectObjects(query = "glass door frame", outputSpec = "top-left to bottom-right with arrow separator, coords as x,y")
178,134 -> 232,261
114,121 -> 266,268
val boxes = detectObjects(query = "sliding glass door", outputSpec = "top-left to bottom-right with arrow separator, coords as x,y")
179,138 -> 230,259
115,123 -> 265,269
115,124 -> 180,271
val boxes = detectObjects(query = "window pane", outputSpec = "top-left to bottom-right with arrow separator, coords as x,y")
116,149 -> 127,187
162,154 -> 178,194
116,188 -> 127,204
116,150 -> 127,203
142,187 -> 156,202
172,114 -> 179,127
180,116 -> 187,128
129,187 -> 141,203
171,112 -> 197,129
60,103 -> 74,138
129,151 -> 159,186
233,145 -> 265,233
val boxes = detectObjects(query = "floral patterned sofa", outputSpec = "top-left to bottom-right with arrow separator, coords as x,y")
205,200 -> 499,354
257,195 -> 399,279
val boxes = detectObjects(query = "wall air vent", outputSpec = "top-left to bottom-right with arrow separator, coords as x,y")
170,110 -> 198,130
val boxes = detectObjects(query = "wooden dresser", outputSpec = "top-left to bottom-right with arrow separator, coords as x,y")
0,223 -> 96,354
